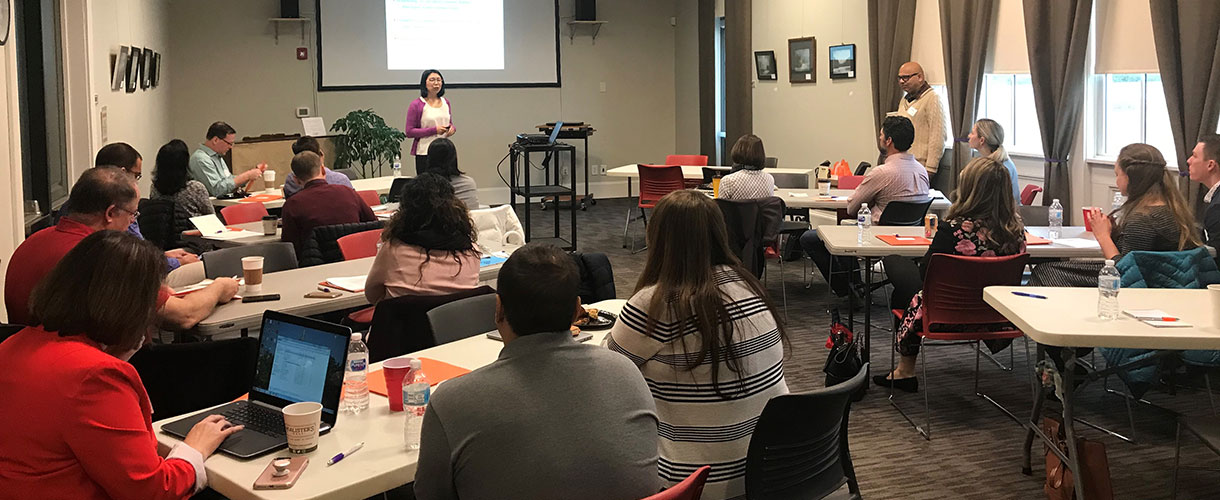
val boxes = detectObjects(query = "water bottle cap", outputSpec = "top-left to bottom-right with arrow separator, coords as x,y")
1105,259 -> 1114,266
1053,198 -> 1060,203
409,359 -> 422,369
350,332 -> 362,341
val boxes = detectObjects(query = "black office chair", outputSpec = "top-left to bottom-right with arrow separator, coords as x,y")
297,221 -> 385,267
570,252 -> 616,304
137,198 -> 192,251
367,286 -> 496,363
878,199 -> 934,226
746,363 -> 868,500
853,162 -> 872,176
1172,416 -> 1220,499
426,294 -> 498,346
764,156 -> 779,168
128,337 -> 258,420
1018,205 -> 1050,226
201,242 -> 298,279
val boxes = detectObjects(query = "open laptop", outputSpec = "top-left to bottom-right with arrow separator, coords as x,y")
386,176 -> 410,204
161,311 -> 352,459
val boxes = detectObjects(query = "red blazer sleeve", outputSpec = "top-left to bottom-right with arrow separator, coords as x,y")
64,363 -> 197,500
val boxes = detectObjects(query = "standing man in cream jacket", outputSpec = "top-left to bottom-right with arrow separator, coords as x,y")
895,62 -> 947,179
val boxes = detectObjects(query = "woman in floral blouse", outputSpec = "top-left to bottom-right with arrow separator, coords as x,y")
873,157 -> 1027,392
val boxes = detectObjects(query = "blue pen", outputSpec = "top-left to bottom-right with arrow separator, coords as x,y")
1011,291 -> 1048,299
327,442 -> 364,466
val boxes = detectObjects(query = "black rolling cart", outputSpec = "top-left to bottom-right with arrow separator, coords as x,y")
508,141 -> 578,250
536,123 -> 596,210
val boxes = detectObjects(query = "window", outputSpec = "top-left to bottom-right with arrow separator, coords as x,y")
1089,73 -> 1178,164
977,74 -> 1043,155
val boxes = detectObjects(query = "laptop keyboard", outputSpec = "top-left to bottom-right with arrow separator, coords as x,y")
222,403 -> 285,437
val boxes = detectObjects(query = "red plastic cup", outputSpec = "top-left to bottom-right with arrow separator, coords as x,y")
1082,207 -> 1099,232
382,357 -> 414,412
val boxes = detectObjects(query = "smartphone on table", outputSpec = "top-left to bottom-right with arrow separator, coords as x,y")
253,456 -> 308,490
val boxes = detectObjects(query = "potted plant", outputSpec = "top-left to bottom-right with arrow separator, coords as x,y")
330,109 -> 406,178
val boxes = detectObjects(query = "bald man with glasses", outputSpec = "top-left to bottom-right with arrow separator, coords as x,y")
895,62 -> 947,178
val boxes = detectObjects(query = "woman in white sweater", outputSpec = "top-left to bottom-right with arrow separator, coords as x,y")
607,189 -> 789,500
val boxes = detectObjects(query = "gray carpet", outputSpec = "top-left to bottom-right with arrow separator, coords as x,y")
519,196 -> 1219,500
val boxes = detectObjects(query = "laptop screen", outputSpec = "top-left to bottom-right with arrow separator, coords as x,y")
387,177 -> 410,203
547,120 -> 564,144
251,313 -> 350,417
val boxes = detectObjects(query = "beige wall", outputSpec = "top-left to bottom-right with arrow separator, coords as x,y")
91,0 -> 173,196
750,0 -> 877,170
168,0 -> 700,202
0,12 -> 24,322
673,0 -> 701,155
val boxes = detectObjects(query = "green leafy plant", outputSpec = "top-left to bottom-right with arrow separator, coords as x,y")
330,109 -> 407,178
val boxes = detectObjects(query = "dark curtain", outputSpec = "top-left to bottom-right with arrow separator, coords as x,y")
724,0 -> 752,163
938,0 -> 995,196
699,0 -> 716,158
1023,0 -> 1092,212
1150,0 -> 1220,219
867,0 -> 917,134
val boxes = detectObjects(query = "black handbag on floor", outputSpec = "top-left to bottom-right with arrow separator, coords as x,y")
824,309 -> 865,401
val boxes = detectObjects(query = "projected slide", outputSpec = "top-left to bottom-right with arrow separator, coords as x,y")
267,337 -> 330,403
386,0 -> 505,70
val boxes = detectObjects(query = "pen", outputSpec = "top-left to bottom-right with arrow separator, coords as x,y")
1011,291 -> 1048,299
317,286 -> 331,293
327,442 -> 364,466
1159,317 -> 1179,322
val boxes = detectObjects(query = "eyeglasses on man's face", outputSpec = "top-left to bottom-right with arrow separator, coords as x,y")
897,73 -> 920,82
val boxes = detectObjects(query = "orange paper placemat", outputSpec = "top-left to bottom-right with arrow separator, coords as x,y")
240,193 -> 283,203
1025,233 -> 1052,245
367,358 -> 472,397
875,234 -> 932,246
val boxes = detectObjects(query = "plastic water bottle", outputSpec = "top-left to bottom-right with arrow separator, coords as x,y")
1048,199 -> 1063,240
403,359 -> 429,450
857,203 -> 872,243
391,156 -> 402,177
1112,192 -> 1124,212
342,332 -> 369,414
1098,259 -> 1121,321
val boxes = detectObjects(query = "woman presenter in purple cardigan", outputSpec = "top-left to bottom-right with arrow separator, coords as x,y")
405,69 -> 456,175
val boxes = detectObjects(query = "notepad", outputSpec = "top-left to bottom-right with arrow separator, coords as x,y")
172,278 -> 245,296
1054,238 -> 1099,248
1024,233 -> 1052,245
320,276 -> 367,293
1124,309 -> 1192,328
366,358 -> 472,397
787,192 -> 809,198
876,234 -> 932,246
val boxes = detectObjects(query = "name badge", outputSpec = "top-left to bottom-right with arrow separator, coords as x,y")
906,106 -> 919,117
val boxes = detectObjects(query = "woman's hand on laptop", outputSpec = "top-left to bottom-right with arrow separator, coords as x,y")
184,415 -> 244,459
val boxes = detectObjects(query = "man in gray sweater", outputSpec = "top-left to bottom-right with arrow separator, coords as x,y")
414,243 -> 661,500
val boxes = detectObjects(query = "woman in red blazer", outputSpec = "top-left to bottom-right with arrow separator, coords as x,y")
0,231 -> 242,499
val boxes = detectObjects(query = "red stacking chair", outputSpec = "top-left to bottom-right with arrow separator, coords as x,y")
837,175 -> 864,190
624,164 -> 685,252
357,190 -> 382,207
887,253 -> 1032,440
666,155 -> 707,189
219,203 -> 269,225
665,154 -> 708,166
1020,184 -> 1043,205
641,466 -> 710,500
337,229 -> 382,261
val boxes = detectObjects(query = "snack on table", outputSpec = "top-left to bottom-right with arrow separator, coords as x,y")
573,307 -> 599,327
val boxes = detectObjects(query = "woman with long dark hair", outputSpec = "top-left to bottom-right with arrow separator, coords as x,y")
1031,143 -> 1202,287
364,173 -> 481,303
405,69 -> 456,175
874,157 -> 1027,391
607,190 -> 789,499
151,139 -> 214,217
424,138 -> 479,209
0,231 -> 241,498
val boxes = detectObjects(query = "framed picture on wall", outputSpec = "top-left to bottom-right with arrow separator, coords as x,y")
125,47 -> 140,93
829,44 -> 856,79
754,50 -> 777,81
111,46 -> 130,91
151,52 -> 161,88
141,48 -> 154,89
788,37 -> 816,84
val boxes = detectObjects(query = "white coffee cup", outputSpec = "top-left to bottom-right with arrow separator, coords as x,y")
282,401 -> 322,454
1209,284 -> 1220,327
241,256 -> 264,294
263,170 -> 276,193
819,182 -> 832,196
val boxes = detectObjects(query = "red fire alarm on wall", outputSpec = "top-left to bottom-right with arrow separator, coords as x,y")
296,47 -> 308,60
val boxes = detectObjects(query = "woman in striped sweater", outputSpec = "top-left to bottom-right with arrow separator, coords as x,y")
607,190 -> 789,500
